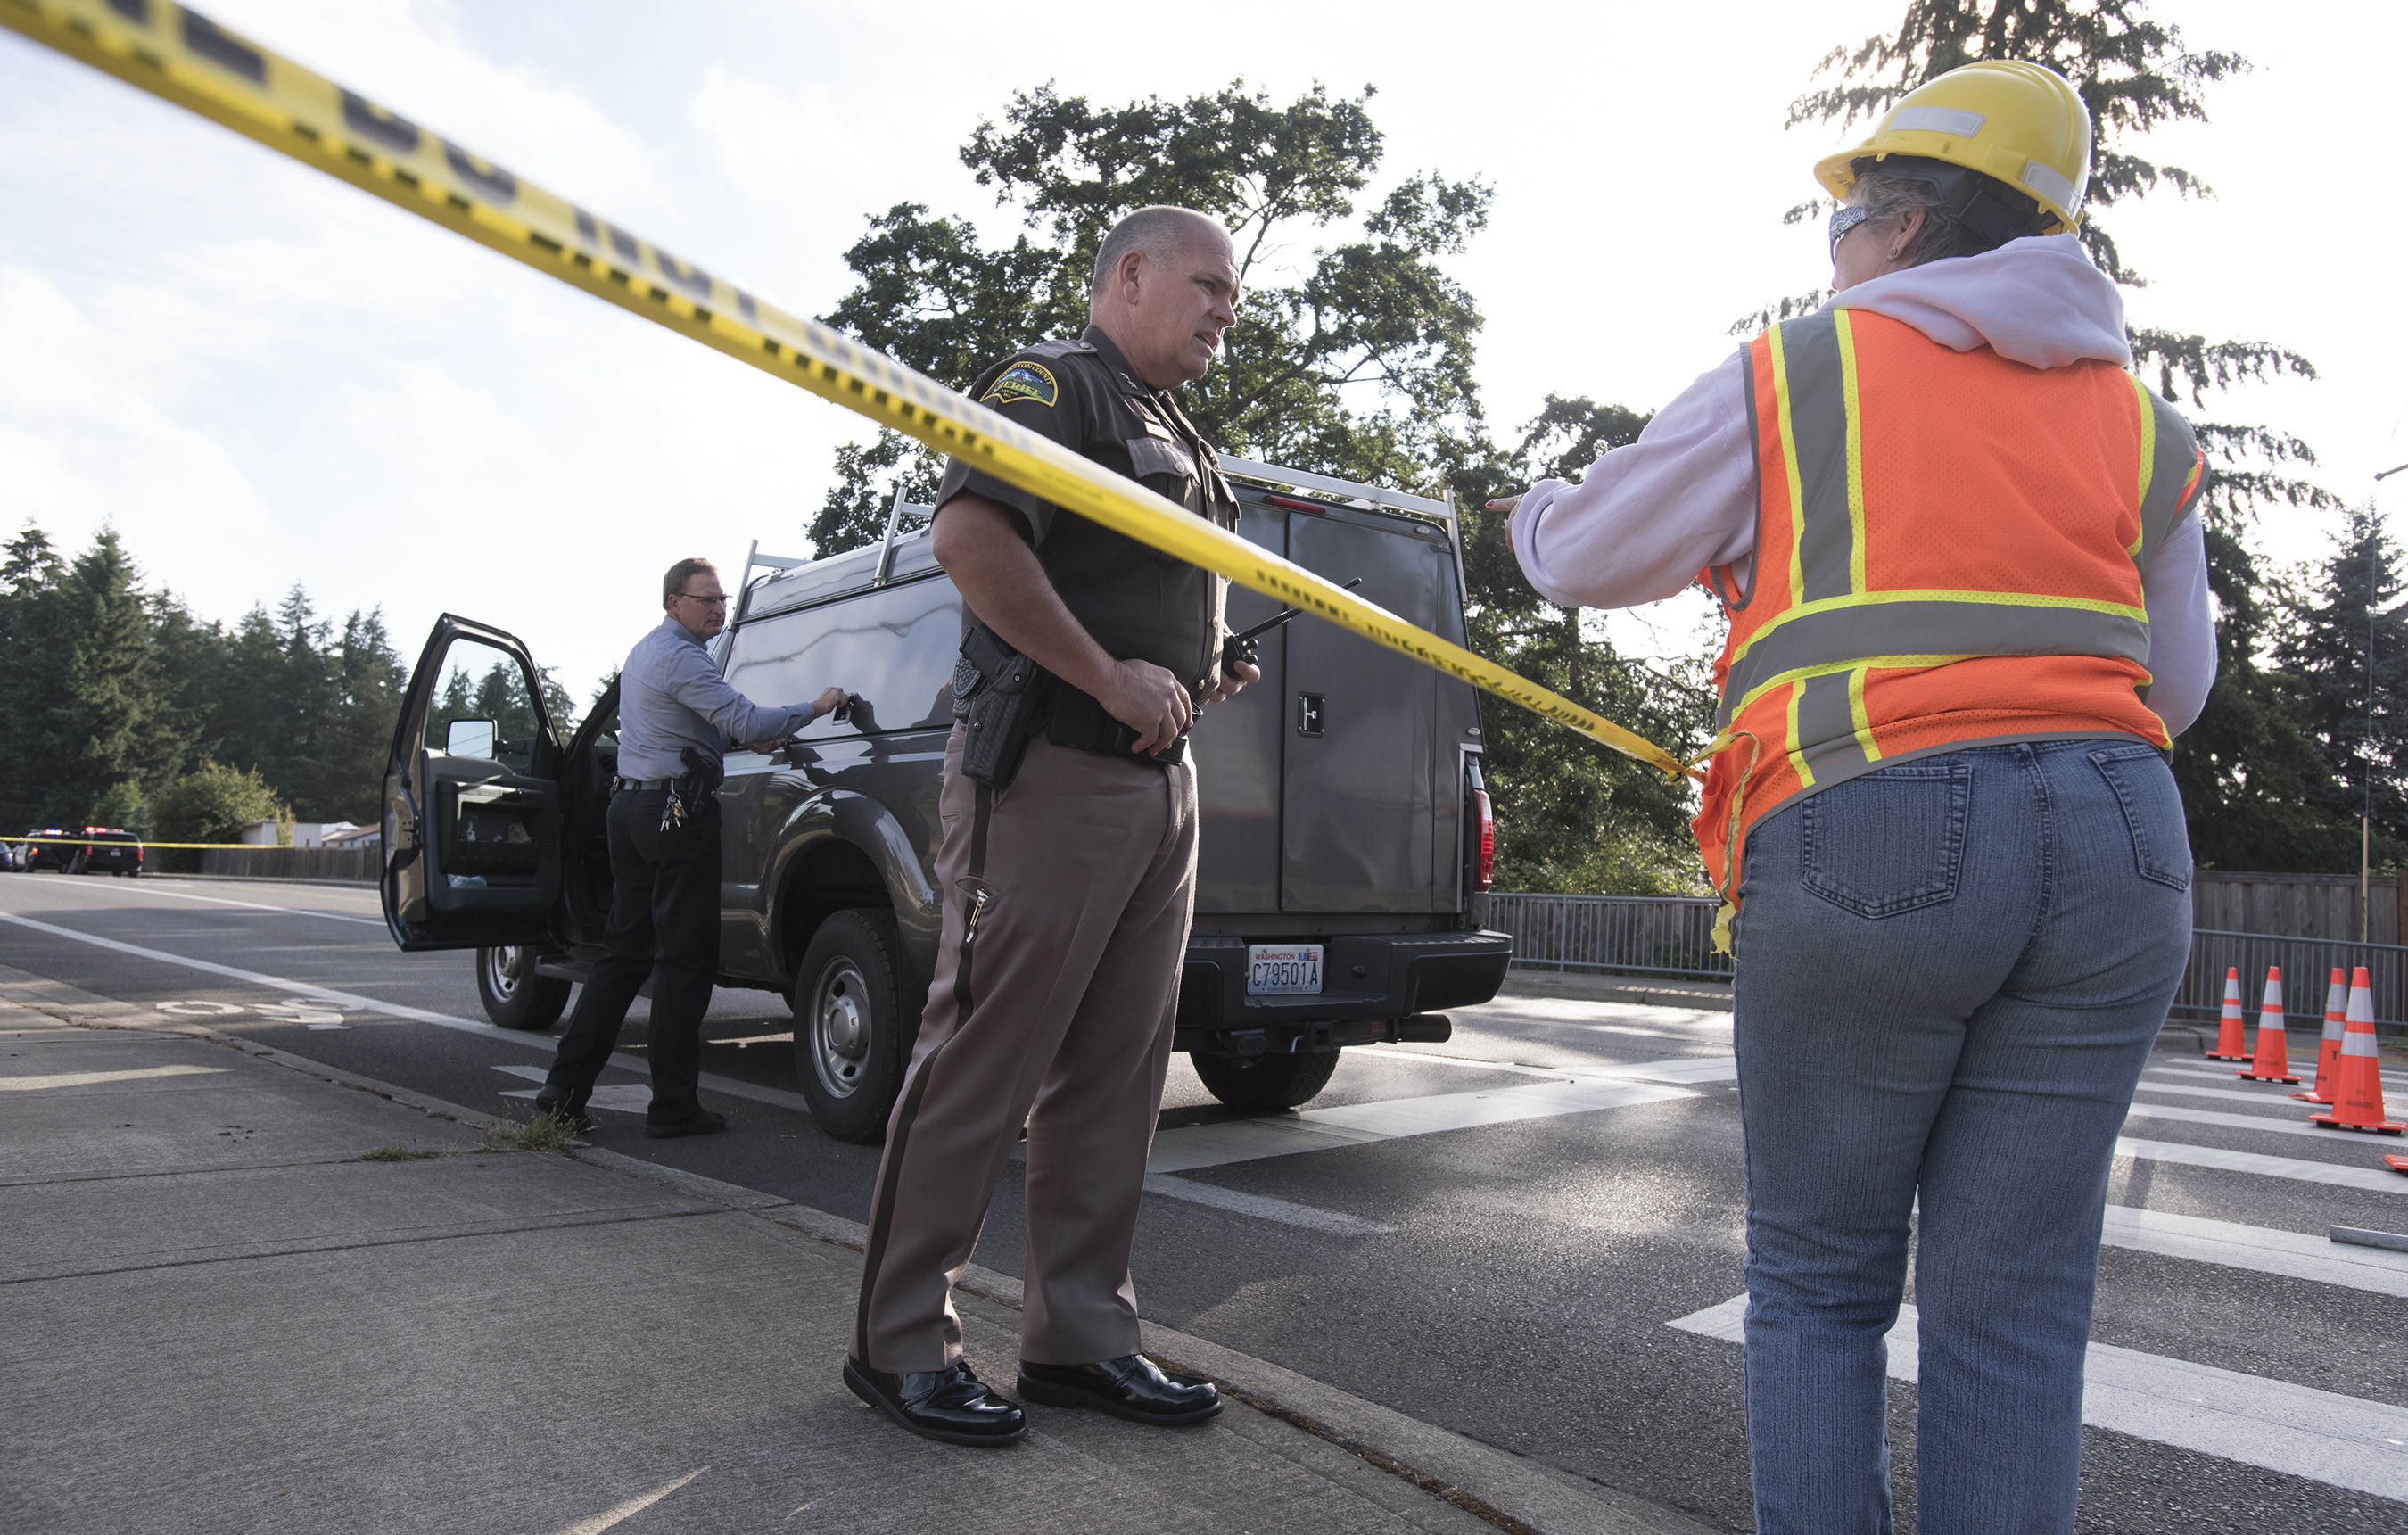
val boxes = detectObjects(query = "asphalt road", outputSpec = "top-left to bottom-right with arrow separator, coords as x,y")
4,870 -> 2404,1533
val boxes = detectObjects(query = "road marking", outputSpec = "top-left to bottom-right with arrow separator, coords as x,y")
0,911 -> 815,1116
1466,994 -> 1733,1032
2123,1101 -> 2331,1139
2133,1080 -> 2317,1110
155,1000 -> 242,1016
1142,1175 -> 1394,1236
2151,1061 -> 2406,1089
0,1064 -> 227,1091
2100,1205 -> 2408,1296
1148,1077 -> 1696,1175
1362,1045 -> 1739,1086
545,1467 -> 707,1535
2115,1137 -> 2408,1194
1667,1294 -> 2408,1501
12,879 -> 385,926
492,1064 -> 652,1114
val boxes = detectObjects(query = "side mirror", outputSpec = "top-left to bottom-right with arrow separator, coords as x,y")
445,718 -> 497,758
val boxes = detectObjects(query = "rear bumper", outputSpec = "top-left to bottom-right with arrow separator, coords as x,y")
1172,929 -> 1513,1056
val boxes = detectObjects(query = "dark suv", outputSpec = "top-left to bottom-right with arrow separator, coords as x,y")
380,458 -> 1510,1141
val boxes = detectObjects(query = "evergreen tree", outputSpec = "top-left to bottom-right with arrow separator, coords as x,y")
0,524 -> 68,830
1779,0 -> 2346,866
46,530 -> 167,826
2272,510 -> 2407,869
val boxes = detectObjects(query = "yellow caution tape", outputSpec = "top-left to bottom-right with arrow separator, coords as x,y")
2,0 -> 1697,782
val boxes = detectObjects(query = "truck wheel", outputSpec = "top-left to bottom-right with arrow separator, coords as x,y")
792,908 -> 918,1143
475,946 -> 571,1031
1191,1050 -> 1340,1111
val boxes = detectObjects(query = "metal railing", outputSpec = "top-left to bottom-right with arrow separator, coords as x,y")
1488,899 -> 2405,1032
2175,929 -> 2406,1031
1486,893 -> 1731,981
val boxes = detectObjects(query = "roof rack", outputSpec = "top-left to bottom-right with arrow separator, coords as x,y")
1216,453 -> 1454,527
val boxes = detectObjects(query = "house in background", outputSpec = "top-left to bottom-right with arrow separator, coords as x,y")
238,821 -> 366,849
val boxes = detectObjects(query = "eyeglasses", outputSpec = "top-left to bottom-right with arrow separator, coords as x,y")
674,592 -> 730,607
1828,203 -> 1874,255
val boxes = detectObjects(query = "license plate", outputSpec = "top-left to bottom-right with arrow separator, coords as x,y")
1246,943 -> 1324,996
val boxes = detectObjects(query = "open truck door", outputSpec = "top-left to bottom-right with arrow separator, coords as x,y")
383,615 -> 566,951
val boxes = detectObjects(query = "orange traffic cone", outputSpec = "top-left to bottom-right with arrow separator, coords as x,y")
2239,967 -> 2299,1084
2308,968 -> 2404,1135
2206,967 -> 2249,1060
2293,968 -> 2347,1103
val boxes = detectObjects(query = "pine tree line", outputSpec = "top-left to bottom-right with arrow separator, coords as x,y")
0,522 -> 406,846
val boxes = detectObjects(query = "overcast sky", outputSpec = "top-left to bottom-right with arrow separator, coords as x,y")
2,0 -> 2400,697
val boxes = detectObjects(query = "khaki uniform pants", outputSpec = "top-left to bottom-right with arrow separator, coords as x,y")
854,726 -> 1198,1372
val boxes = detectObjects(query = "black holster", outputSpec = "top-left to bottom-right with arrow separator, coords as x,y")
953,623 -> 1054,789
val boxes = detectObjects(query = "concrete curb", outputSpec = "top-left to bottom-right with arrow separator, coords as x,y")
11,981 -> 1718,1535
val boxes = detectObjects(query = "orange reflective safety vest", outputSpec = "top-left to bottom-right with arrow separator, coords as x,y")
1695,308 -> 2205,928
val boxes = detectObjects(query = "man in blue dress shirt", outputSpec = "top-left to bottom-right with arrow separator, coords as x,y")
536,557 -> 844,1137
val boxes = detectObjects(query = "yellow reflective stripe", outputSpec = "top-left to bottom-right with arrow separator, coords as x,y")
2127,374 -> 2156,558
1785,681 -> 1815,788
1835,311 -> 1868,594
1848,666 -> 1881,761
1766,326 -> 1808,603
1735,655 -> 1981,723
1727,587 -> 2150,672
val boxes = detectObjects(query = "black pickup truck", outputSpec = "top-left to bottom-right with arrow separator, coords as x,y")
379,456 -> 1511,1141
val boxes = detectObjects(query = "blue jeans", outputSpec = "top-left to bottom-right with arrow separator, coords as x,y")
1732,740 -> 2191,1535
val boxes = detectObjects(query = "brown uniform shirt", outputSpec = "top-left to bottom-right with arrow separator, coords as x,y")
935,325 -> 1240,693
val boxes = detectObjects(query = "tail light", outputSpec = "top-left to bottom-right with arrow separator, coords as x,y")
1472,788 -> 1495,892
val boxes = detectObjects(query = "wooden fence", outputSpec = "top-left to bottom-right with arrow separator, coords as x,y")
194,846 -> 378,883
2191,871 -> 2402,945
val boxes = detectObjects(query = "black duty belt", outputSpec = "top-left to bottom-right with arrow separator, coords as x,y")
1047,684 -> 1188,767
613,777 -> 675,793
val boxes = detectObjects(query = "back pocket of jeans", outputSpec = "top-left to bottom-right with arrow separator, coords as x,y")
2090,745 -> 2191,891
1799,761 -> 1971,918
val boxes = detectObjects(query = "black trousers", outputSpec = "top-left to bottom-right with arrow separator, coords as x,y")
543,788 -> 720,1118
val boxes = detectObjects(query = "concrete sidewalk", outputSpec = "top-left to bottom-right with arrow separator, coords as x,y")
0,980 -> 1712,1535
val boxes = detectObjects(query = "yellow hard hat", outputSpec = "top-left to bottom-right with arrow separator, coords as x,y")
1814,60 -> 2092,235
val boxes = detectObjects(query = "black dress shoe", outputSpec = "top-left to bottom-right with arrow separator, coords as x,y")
643,1108 -> 727,1139
1017,1354 -> 1221,1425
845,1357 -> 1028,1447
531,1091 -> 596,1135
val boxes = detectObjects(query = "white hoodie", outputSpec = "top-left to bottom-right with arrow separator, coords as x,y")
1508,234 -> 2215,735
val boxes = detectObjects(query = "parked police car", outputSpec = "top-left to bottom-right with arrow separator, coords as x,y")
380,457 -> 1510,1141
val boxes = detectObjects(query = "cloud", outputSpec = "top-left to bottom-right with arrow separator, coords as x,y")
203,0 -> 659,210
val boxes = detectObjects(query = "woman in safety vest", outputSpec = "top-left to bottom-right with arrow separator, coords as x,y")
1501,62 -> 2212,1535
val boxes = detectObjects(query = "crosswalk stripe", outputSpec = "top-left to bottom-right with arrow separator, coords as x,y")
2099,1205 -> 2408,1296
1146,1077 -> 1696,1175
1142,1175 -> 1394,1236
2123,1101 -> 2334,1139
2133,1080 -> 2313,1110
2115,1137 -> 2408,1193
1666,1294 -> 2408,1501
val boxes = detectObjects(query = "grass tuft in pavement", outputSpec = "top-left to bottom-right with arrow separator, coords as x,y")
359,1146 -> 443,1162
481,1110 -> 583,1155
